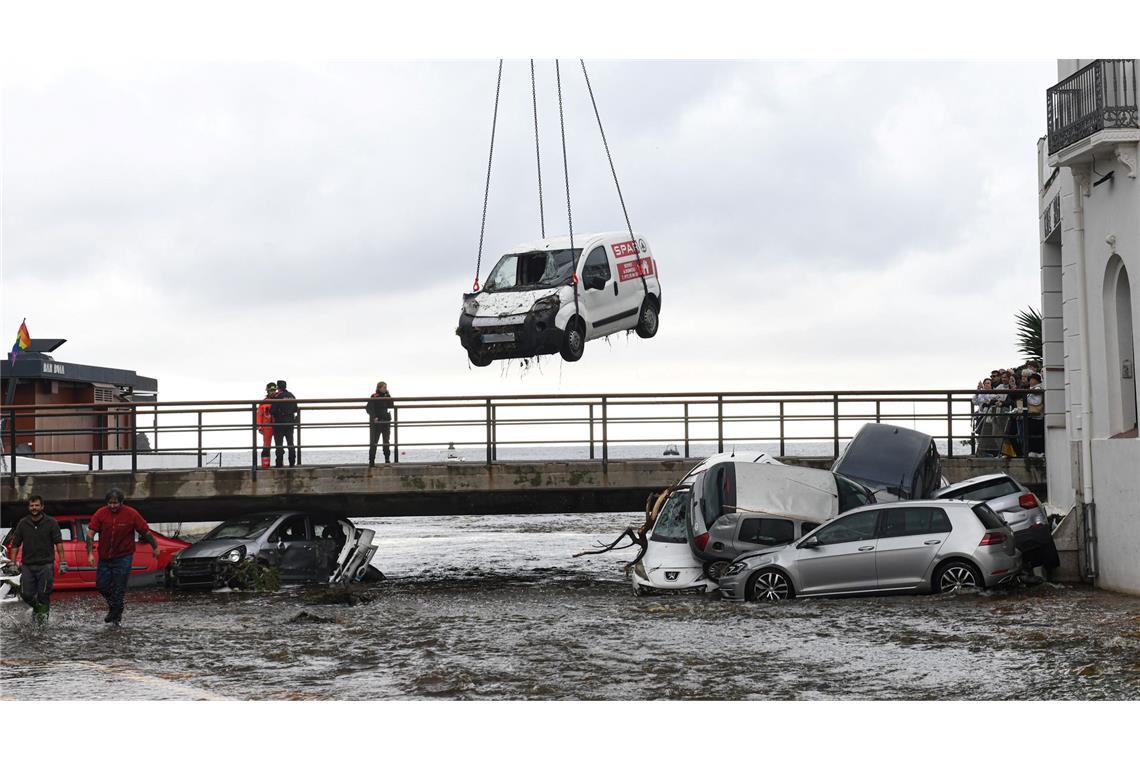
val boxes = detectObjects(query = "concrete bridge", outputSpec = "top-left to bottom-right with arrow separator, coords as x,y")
0,456 -> 1047,524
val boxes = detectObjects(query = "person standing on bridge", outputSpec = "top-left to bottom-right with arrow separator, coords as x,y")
271,379 -> 299,467
85,488 -> 159,625
257,382 -> 277,469
6,494 -> 66,625
366,381 -> 393,466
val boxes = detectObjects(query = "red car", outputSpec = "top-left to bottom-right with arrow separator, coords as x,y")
4,515 -> 189,591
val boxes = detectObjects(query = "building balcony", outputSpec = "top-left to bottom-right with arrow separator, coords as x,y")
1047,59 -> 1138,166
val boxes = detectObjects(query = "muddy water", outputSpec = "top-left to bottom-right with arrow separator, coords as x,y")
2,513 -> 1138,700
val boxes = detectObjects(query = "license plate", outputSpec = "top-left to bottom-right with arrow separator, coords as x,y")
482,333 -> 514,344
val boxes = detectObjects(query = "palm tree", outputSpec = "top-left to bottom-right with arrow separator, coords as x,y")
1015,306 -> 1043,365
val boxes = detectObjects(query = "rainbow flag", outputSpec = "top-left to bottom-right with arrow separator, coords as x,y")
9,319 -> 30,361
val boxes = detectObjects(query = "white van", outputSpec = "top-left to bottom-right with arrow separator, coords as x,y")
457,231 -> 662,365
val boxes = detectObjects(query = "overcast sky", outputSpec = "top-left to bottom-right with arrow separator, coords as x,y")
2,57 -> 1058,402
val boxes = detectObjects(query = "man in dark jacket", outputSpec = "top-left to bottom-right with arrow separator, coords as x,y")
271,379 -> 299,467
7,494 -> 66,624
366,381 -> 393,466
85,488 -> 159,625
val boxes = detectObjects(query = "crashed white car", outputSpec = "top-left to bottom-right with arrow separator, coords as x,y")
457,231 -> 662,365
0,546 -> 20,602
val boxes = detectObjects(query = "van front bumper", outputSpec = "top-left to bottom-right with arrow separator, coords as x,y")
457,311 -> 565,360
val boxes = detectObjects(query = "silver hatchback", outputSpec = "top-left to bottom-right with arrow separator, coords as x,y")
718,500 -> 1020,602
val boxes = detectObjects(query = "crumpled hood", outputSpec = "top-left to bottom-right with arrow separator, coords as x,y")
472,287 -> 560,318
176,538 -> 252,560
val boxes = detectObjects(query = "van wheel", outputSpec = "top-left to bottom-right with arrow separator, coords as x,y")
560,319 -> 585,362
468,350 -> 493,367
635,298 -> 659,339
746,569 -> 793,602
933,560 -> 981,593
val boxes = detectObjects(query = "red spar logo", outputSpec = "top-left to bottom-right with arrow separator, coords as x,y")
611,240 -> 639,258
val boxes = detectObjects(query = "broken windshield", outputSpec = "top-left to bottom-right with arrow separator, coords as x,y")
650,489 -> 691,544
483,249 -> 580,292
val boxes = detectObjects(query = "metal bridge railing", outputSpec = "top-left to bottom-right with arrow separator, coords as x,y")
0,389 -> 1040,476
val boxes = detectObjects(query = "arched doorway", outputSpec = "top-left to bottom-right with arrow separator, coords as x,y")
1103,255 -> 1137,435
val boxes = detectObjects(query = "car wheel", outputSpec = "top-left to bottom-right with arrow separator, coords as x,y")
933,560 -> 981,593
560,318 -> 585,362
468,350 -> 493,367
635,297 -> 659,339
746,569 -> 793,602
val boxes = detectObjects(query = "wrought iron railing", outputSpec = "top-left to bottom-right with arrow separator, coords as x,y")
1047,59 -> 1138,154
0,389 -> 1041,476
1042,192 -> 1061,238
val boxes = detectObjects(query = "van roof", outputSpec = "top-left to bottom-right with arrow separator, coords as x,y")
507,231 -> 642,253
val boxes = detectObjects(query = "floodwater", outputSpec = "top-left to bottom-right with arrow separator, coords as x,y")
1,513 -> 1137,700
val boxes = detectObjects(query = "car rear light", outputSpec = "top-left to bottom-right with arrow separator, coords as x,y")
694,532 -> 710,551
979,531 -> 1007,546
1019,493 -> 1040,509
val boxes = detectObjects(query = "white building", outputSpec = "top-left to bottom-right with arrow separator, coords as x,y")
1038,59 -> 1139,595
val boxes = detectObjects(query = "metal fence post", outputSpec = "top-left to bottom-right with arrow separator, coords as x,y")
198,411 -> 204,468
393,407 -> 400,464
683,402 -> 690,458
296,409 -> 302,467
492,404 -> 498,461
946,393 -> 954,457
588,403 -> 595,460
130,406 -> 138,474
717,395 -> 724,454
779,400 -> 785,458
875,400 -> 881,424
485,398 -> 493,465
8,408 -> 15,476
601,396 -> 608,472
251,403 -> 258,477
832,394 -> 840,458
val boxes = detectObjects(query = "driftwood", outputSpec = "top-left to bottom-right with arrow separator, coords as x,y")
574,487 -> 674,569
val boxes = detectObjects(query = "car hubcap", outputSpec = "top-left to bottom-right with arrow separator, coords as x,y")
754,571 -> 789,601
569,330 -> 582,354
940,566 -> 977,592
642,307 -> 657,333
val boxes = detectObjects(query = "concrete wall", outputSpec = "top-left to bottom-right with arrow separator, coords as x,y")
1091,438 -> 1140,594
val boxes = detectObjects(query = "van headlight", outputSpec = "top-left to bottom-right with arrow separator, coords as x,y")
530,295 -> 559,315
463,299 -> 480,316
219,546 -> 246,563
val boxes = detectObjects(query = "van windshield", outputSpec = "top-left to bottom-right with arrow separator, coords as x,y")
484,249 -> 580,292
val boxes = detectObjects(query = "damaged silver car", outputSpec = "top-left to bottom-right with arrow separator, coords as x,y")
169,511 -> 379,589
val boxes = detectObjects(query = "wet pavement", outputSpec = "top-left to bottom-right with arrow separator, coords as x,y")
2,513 -> 1138,700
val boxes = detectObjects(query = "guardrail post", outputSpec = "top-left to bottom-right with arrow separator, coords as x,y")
779,400 -> 785,458
131,406 -> 138,474
251,403 -> 258,477
832,394 -> 840,458
588,403 -> 595,460
492,404 -> 498,461
601,396 -> 608,472
8,408 -> 15,476
485,398 -> 493,465
946,393 -> 954,457
296,409 -> 302,467
198,411 -> 204,468
875,400 -> 881,424
683,402 -> 690,458
393,407 -> 400,464
717,395 -> 724,454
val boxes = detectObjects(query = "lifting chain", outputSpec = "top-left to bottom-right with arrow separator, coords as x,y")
473,59 -> 503,293
581,59 -> 648,297
556,60 -> 581,324
531,59 -> 545,238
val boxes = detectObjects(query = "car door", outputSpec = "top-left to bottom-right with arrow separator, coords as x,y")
578,244 -> 624,338
794,510 -> 881,595
268,515 -> 317,582
875,507 -> 953,589
310,516 -> 344,581
54,519 -> 82,590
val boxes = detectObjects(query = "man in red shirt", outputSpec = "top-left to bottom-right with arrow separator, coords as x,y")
84,488 -> 159,625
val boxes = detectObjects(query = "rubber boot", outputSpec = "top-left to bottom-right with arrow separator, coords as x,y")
32,601 -> 49,625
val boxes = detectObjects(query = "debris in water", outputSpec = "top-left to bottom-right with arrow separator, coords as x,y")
288,611 -> 335,624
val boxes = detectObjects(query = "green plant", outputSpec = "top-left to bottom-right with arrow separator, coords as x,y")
1015,306 -> 1043,365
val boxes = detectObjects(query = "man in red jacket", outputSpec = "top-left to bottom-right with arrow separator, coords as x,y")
85,488 -> 159,625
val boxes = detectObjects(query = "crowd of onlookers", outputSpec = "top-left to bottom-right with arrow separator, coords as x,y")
972,360 -> 1045,457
